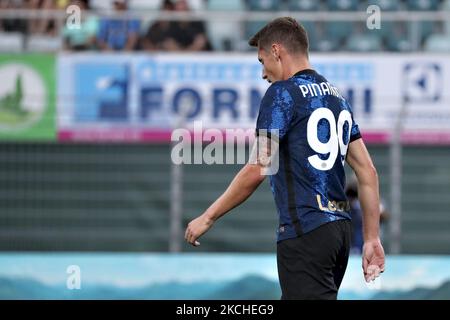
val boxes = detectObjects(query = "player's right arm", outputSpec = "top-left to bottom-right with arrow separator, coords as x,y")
346,138 -> 385,282
185,82 -> 294,248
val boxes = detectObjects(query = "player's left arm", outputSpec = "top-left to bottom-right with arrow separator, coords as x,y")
346,138 -> 385,282
184,162 -> 266,246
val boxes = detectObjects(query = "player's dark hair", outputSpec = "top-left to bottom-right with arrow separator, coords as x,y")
248,17 -> 309,57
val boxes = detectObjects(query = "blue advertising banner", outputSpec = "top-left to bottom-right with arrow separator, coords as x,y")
58,53 -> 450,144
58,53 -> 268,142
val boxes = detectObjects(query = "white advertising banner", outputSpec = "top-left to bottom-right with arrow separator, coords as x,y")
57,53 -> 450,143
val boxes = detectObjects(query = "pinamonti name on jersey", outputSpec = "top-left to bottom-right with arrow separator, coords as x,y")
256,69 -> 361,242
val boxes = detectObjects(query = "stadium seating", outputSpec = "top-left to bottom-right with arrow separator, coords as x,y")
26,35 -> 62,52
299,20 -> 318,49
89,0 -> 113,11
443,0 -> 450,34
184,0 -> 205,11
208,0 -> 245,11
91,0 -> 204,11
325,21 -> 354,43
424,34 -> 450,51
0,0 -> 447,53
409,21 -> 439,47
314,37 -> 340,52
369,0 -> 402,11
207,0 -> 245,51
326,0 -> 359,11
311,22 -> 340,52
128,0 -> 164,10
384,23 -> 413,51
407,0 -> 440,10
346,33 -> 383,51
0,32 -> 24,52
247,0 -> 280,11
244,20 -> 270,44
287,0 -> 321,11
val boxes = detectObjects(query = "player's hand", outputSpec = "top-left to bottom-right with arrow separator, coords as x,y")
362,238 -> 385,282
185,214 -> 214,247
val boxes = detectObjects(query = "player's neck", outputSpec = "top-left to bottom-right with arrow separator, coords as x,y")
282,58 -> 312,80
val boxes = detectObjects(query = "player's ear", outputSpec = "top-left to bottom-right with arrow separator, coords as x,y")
271,44 -> 280,61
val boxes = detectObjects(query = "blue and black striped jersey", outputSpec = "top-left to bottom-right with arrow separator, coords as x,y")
256,69 -> 361,242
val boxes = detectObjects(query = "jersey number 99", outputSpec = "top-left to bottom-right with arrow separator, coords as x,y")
307,108 -> 352,171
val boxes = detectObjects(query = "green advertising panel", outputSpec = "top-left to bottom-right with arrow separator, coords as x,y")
0,54 -> 55,140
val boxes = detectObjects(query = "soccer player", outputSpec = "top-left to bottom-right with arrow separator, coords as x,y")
184,17 -> 385,300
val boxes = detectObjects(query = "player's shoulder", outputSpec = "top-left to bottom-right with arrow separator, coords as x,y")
265,80 -> 298,99
267,80 -> 291,91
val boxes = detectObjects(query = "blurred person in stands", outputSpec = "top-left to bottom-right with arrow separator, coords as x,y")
159,0 -> 211,51
56,0 -> 69,8
185,17 -> 385,299
141,0 -> 175,51
97,0 -> 140,51
28,0 -> 59,35
62,0 -> 98,51
346,176 -> 389,254
0,0 -> 28,33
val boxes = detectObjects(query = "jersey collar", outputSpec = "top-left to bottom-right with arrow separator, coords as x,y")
292,69 -> 316,77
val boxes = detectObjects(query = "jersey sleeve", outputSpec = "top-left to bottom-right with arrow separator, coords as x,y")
350,116 -> 362,142
256,82 -> 295,140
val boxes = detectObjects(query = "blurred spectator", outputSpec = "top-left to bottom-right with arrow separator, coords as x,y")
159,0 -> 212,51
345,176 -> 389,254
424,21 -> 450,52
345,22 -> 382,52
56,0 -> 70,8
385,22 -> 413,52
97,0 -> 140,51
312,22 -> 339,52
141,0 -> 174,51
444,0 -> 450,35
62,0 -> 98,51
28,0 -> 58,36
0,0 -> 28,33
